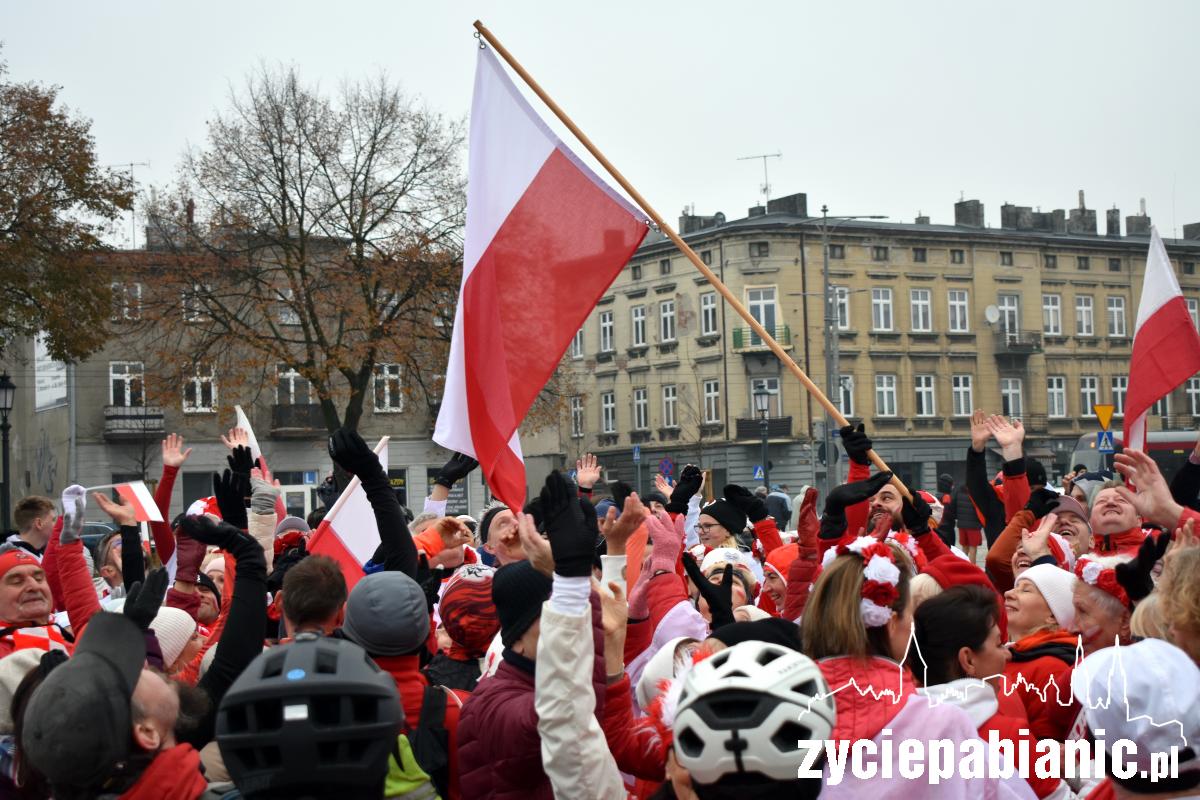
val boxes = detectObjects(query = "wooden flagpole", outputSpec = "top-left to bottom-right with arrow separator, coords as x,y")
473,21 -> 907,494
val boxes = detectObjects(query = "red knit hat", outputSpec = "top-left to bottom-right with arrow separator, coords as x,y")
763,543 -> 800,584
439,564 -> 499,659
0,549 -> 38,580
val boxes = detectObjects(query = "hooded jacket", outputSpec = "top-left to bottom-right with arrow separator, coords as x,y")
818,656 -> 914,743
1004,629 -> 1079,742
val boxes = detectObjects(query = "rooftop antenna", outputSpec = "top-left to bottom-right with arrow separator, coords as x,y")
107,161 -> 150,248
737,152 -> 782,206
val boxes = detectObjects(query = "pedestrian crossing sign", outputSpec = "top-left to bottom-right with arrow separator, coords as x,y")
1096,431 -> 1115,453
752,465 -> 765,480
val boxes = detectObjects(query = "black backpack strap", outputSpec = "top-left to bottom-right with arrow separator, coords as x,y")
409,685 -> 451,797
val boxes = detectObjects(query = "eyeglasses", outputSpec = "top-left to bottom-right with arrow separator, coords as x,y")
697,523 -> 724,532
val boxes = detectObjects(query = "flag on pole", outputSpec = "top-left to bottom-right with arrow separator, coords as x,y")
95,481 -> 164,523
234,404 -> 262,463
1124,227 -> 1200,451
307,437 -> 389,590
433,46 -> 648,509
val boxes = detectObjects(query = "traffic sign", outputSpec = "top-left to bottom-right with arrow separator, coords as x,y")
752,465 -> 765,481
658,457 -> 675,477
1096,431 -> 1116,453
632,445 -> 641,463
1093,404 -> 1115,431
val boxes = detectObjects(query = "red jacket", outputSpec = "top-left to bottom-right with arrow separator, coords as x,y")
1003,629 -> 1079,742
601,674 -> 666,797
818,656 -> 913,743
456,592 -> 606,800
1090,526 -> 1145,556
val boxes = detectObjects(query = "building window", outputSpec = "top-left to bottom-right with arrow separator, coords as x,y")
1189,298 -> 1200,330
277,288 -> 300,326
662,385 -> 677,428
1152,395 -> 1170,417
1184,262 -> 1196,276
950,249 -> 965,265
1077,256 -> 1090,271
633,388 -> 648,430
601,392 -> 616,434
1080,376 -> 1099,416
599,310 -> 614,352
1108,258 -> 1121,273
948,290 -> 970,332
373,364 -> 403,412
1047,376 -> 1067,418
910,289 -> 932,332
700,293 -> 718,336
871,246 -> 888,262
998,293 -> 1020,334
569,328 -> 584,359
109,361 -> 144,407
700,250 -> 712,266
631,263 -> 642,280
750,377 -> 782,417
1106,296 -> 1127,337
1112,376 -> 1127,417
182,284 -> 210,323
749,241 -> 769,259
837,375 -> 854,418
659,300 -> 676,342
659,258 -> 671,276
1000,251 -> 1014,266
183,365 -> 217,414
912,247 -> 927,263
875,374 -> 897,417
1188,378 -> 1200,416
1045,254 -> 1058,269
570,396 -> 584,438
631,305 -> 646,347
1000,378 -> 1023,418
871,288 -> 893,332
952,375 -> 973,417
835,286 -> 850,330
111,282 -> 142,321
828,244 -> 845,260
703,379 -> 721,423
747,287 -> 777,342
914,374 -> 935,417
1075,295 -> 1094,337
1042,294 -> 1062,336
276,365 -> 311,405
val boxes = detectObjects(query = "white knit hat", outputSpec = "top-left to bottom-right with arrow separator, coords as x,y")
0,650 -> 42,734
203,555 -> 226,575
1018,564 -> 1078,631
635,636 -> 699,711
150,606 -> 198,668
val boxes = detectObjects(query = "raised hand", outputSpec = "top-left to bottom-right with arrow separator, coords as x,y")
213,469 -> 249,530
516,511 -> 554,577
250,465 -> 281,515
682,554 -> 735,630
328,428 -> 384,481
434,517 -> 473,550
666,464 -> 704,514
986,415 -> 1025,460
94,491 -> 137,528
220,427 -> 250,451
1020,512 -> 1057,561
840,423 -> 873,466
824,471 -> 894,515
539,471 -> 592,577
179,514 -> 257,556
970,409 -> 990,453
1114,449 -> 1184,528
226,445 -> 254,477
723,483 -> 768,523
575,453 -> 603,490
161,433 -> 193,468
124,567 -> 170,631
599,492 -> 648,556
434,452 -> 479,489
901,489 -> 933,535
1115,530 -> 1172,604
1166,518 -> 1198,568
654,473 -> 673,497
60,494 -> 86,545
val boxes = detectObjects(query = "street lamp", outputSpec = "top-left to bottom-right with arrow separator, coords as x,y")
753,385 -> 771,488
817,206 -> 886,498
0,373 -> 14,534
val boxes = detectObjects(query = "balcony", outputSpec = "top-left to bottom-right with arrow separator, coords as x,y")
997,331 -> 1042,354
731,325 -> 791,352
271,403 -> 326,437
735,416 -> 792,440
103,406 -> 165,440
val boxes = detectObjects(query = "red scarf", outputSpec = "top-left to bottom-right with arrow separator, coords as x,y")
119,744 -> 207,800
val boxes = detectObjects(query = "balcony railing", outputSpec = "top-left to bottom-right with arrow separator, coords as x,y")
732,325 -> 791,352
735,416 -> 792,440
271,403 -> 326,437
103,406 -> 165,439
996,330 -> 1042,354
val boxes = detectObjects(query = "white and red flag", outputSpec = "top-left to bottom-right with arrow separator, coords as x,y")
307,437 -> 389,590
234,404 -> 287,521
433,46 -> 648,508
87,481 -> 163,523
1125,227 -> 1200,450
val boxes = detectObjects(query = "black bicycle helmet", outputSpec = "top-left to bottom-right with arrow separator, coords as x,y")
217,633 -> 403,799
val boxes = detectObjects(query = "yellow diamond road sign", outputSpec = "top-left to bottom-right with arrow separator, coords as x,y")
1093,403 -> 1115,431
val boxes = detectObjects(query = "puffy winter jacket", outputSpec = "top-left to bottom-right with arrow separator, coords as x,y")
1003,629 -> 1079,742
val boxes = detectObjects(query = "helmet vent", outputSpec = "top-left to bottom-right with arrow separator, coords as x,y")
677,726 -> 704,757
770,721 -> 812,753
315,648 -> 339,674
261,652 -> 286,679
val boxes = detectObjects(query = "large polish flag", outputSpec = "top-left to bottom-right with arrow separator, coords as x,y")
307,437 -> 388,590
1124,227 -> 1200,451
433,47 -> 648,509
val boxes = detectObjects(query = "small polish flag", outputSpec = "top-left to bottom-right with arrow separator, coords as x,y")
113,481 -> 163,523
234,404 -> 286,521
307,437 -> 389,590
1124,227 -> 1200,451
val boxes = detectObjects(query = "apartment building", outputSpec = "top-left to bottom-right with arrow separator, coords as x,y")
555,191 -> 1200,493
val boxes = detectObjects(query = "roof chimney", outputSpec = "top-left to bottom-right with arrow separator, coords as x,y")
1106,207 -> 1120,237
954,199 -> 985,228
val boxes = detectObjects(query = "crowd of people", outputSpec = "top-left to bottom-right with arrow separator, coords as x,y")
0,409 -> 1196,799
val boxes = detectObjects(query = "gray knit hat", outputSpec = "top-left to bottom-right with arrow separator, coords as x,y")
342,571 -> 430,657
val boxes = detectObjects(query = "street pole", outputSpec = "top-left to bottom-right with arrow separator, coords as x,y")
760,413 -> 770,489
0,418 -> 9,534
821,205 -> 838,500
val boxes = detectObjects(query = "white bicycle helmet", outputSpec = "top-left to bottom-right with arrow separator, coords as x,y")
673,641 -> 836,785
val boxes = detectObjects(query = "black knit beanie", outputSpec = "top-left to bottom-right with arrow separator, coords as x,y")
492,561 -> 552,647
700,499 -> 747,537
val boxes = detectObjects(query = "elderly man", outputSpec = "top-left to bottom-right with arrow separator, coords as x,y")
0,547 -> 64,655
1088,481 -> 1146,555
1048,495 -> 1092,558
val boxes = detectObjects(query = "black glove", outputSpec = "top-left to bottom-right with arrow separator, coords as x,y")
682,553 -> 735,630
901,489 -> 933,535
540,471 -> 592,578
213,468 -> 250,531
666,465 -> 703,514
579,494 -> 602,548
415,554 -> 448,614
226,445 -> 254,477
723,483 -> 769,523
434,452 -> 479,489
124,567 -> 169,631
1115,532 -> 1171,605
821,471 -> 894,540
179,514 -> 260,560
1024,487 -> 1060,520
266,540 -> 307,593
840,424 -> 873,466
611,480 -> 634,511
328,428 -> 385,482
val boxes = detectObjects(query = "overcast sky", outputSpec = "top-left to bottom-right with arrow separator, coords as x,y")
4,1 -> 1198,246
